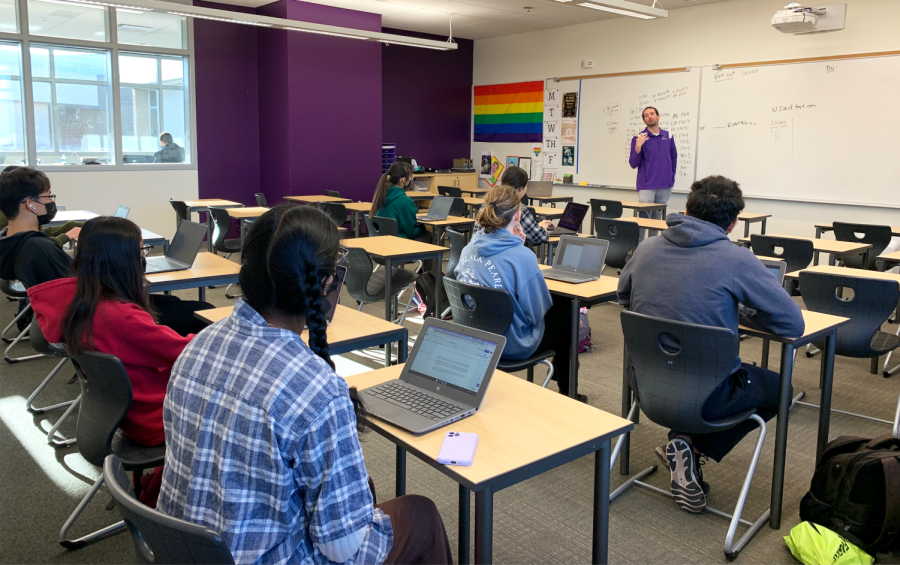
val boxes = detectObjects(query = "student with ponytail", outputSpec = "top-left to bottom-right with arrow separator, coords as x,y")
158,205 -> 452,565
456,186 -> 582,400
370,161 -> 429,241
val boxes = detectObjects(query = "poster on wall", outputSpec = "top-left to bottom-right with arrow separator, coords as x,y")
544,89 -> 561,121
562,146 -> 575,167
506,156 -> 519,170
488,156 -> 505,187
530,144 -> 543,180
480,151 -> 492,178
562,120 -> 577,145
563,92 -> 577,118
518,157 -> 532,179
544,151 -> 559,170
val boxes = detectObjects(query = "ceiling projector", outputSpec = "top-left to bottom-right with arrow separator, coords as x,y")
772,3 -> 845,34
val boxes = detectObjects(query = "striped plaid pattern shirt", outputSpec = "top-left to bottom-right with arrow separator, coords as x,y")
158,299 -> 392,565
475,203 -> 550,245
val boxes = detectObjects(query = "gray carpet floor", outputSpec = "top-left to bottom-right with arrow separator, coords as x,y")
2,265 -> 900,564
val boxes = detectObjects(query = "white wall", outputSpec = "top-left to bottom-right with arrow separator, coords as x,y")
472,0 -> 900,239
47,170 -> 199,240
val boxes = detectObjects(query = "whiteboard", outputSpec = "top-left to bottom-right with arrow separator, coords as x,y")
696,58 -> 900,208
576,68 -> 701,190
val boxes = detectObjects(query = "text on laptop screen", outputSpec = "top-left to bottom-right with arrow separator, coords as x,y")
558,203 -> 589,230
559,241 -> 605,270
408,326 -> 498,395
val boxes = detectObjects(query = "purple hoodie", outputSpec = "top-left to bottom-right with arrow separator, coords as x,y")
629,128 -> 677,190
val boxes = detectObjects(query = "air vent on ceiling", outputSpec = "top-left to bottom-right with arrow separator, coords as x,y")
118,23 -> 156,32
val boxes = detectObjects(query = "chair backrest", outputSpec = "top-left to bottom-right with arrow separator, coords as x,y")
444,229 -> 467,280
832,222 -> 893,270
316,202 -> 347,227
103,455 -> 235,564
799,272 -> 900,358
254,193 -> 267,207
344,248 -> 377,302
448,197 -> 466,218
437,185 -> 462,198
206,207 -> 233,254
29,316 -> 65,357
168,199 -> 188,229
620,310 -> 750,435
323,190 -> 341,198
589,199 -> 624,233
749,234 -> 815,274
443,278 -> 514,335
71,351 -> 134,467
0,278 -> 27,298
365,216 -> 399,238
594,218 -> 640,269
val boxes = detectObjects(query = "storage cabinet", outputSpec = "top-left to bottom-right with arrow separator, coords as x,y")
416,173 -> 478,193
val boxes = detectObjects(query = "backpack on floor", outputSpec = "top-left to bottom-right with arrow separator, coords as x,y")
799,434 -> 900,555
578,307 -> 592,353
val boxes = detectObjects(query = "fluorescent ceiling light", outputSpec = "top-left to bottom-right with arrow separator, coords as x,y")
285,27 -> 368,40
577,0 -> 666,19
35,0 -> 104,9
553,0 -> 574,2
378,40 -> 450,51
38,0 -> 152,10
168,11 -> 273,27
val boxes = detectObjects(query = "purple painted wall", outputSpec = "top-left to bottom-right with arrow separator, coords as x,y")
256,2 -> 290,207
382,29 -> 473,170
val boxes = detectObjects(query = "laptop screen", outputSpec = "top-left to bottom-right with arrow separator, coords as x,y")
428,197 -> 454,217
323,266 -> 346,323
408,325 -> 499,396
557,203 -> 589,231
114,205 -> 130,218
167,220 -> 208,265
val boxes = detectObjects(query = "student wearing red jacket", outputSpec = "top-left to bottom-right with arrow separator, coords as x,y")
28,216 -> 195,504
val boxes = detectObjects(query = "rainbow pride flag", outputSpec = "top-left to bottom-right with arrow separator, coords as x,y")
474,81 -> 543,143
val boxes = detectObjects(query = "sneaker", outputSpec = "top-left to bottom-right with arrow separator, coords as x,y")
655,444 -> 710,495
665,438 -> 707,513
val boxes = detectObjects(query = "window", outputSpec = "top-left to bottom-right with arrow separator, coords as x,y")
0,42 -> 25,165
117,10 -> 185,50
0,0 -> 17,33
31,45 -> 112,165
27,0 -> 108,42
119,53 -> 189,164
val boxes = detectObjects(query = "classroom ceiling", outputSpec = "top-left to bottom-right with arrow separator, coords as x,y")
205,0 -> 733,39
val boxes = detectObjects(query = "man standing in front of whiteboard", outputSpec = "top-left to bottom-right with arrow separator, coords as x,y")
629,106 -> 677,240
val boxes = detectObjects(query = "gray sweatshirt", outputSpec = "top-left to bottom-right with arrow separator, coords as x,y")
617,213 -> 805,372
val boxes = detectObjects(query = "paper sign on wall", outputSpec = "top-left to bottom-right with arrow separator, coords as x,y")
487,156 -> 504,187
562,146 -> 575,167
544,137 -> 559,150
531,144 -> 543,180
544,89 -> 561,121
518,157 -> 532,179
480,151 -> 492,179
506,156 -> 519,170
544,151 -> 559,170
562,120 -> 577,145
563,92 -> 577,118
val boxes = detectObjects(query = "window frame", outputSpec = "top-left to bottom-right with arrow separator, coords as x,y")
0,0 -> 196,171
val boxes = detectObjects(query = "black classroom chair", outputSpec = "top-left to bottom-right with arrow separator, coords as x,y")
437,185 -> 462,198
207,207 -> 242,298
594,218 -> 640,272
345,248 -> 419,325
749,234 -> 815,295
27,317 -> 80,447
324,190 -> 341,198
254,193 -> 267,207
168,199 -> 188,230
833,222 -> 893,270
316,202 -> 348,228
589,199 -> 624,235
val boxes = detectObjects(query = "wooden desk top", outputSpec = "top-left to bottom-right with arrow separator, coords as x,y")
284,195 -> 352,204
530,206 -> 566,218
416,214 -> 477,227
408,192 -> 436,200
618,217 -> 668,230
738,212 -> 772,221
346,365 -> 632,489
462,197 -> 484,207
195,304 -> 403,346
341,235 -> 449,258
815,223 -> 900,237
738,234 -> 871,255
145,252 -> 239,285
877,250 -> 900,264
344,202 -> 373,213
227,207 -> 268,219
181,199 -> 242,208
529,193 -> 573,201
785,264 -> 900,285
620,200 -> 666,209
739,309 -> 849,345
538,265 -> 619,302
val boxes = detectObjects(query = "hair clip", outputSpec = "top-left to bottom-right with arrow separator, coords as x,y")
490,202 -> 498,210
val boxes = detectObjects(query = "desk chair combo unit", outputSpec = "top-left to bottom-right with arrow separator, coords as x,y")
613,311 -> 774,561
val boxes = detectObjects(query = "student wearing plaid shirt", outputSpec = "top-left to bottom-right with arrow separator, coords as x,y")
475,166 -> 553,245
158,205 -> 452,565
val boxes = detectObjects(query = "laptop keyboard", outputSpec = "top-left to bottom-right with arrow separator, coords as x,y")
367,382 -> 464,421
145,257 -> 185,271
544,269 -> 596,281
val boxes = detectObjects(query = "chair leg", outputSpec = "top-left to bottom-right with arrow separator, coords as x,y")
397,286 -> 415,326
724,414 -> 769,560
2,302 -> 32,343
26,357 -> 75,413
47,394 -> 80,447
357,301 -> 365,311
224,284 -> 241,299
59,474 -> 126,549
539,359 -> 555,388
4,326 -> 42,364
806,343 -> 821,358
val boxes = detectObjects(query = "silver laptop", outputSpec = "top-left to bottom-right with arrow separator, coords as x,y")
419,196 -> 454,221
548,202 -> 589,236
759,258 -> 787,285
144,220 -> 207,274
114,205 -> 130,218
527,181 -> 553,197
543,236 -> 609,284
359,318 -> 506,434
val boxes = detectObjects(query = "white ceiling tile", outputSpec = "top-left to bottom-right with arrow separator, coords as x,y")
533,6 -> 614,22
452,18 -> 540,38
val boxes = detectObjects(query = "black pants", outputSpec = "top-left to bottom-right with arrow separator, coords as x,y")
378,495 -> 453,565
148,294 -> 214,337
532,295 -> 575,395
668,363 -> 785,462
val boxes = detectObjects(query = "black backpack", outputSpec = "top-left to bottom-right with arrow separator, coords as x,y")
799,434 -> 900,554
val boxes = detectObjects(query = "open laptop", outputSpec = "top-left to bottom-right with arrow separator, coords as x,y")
543,236 -> 609,284
359,318 -> 506,434
305,266 -> 346,329
759,258 -> 787,285
114,205 -> 130,218
527,181 -> 554,197
419,196 -> 454,221
144,220 -> 207,274
548,202 -> 589,235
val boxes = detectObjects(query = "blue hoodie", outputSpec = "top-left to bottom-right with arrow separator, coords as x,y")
455,228 -> 552,360
618,213 -> 805,373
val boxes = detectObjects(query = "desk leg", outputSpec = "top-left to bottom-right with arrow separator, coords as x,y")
474,488 -> 493,565
397,329 -> 409,364
459,485 -> 471,565
593,441 -> 612,565
828,254 -> 836,267
434,252 -> 444,320
199,287 -> 206,302
761,339 -> 770,370
817,332 -> 836,461
385,257 -> 394,367
621,343 -> 632,475
744,221 -> 750,238
569,299 -> 581,399
862,250 -> 870,270
770,342 -> 795,530
762,218 -> 768,235
395,446 -> 406,497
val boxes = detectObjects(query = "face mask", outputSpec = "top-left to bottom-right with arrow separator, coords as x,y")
31,200 -> 57,226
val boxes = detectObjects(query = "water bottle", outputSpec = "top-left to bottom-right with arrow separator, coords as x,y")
60,154 -> 67,165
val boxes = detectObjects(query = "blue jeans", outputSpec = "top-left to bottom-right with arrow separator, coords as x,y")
637,187 -> 672,220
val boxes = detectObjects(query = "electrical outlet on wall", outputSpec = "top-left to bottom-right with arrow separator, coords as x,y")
582,59 -> 594,69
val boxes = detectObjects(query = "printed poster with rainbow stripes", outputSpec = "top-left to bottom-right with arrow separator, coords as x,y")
474,81 -> 543,143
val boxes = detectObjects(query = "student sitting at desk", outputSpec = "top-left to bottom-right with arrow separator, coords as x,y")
28,216 -> 197,506
0,166 -> 81,246
474,165 -> 554,245
158,205 -> 452,565
370,161 -> 429,241
456,186 -> 581,400
617,175 -> 805,514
